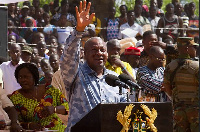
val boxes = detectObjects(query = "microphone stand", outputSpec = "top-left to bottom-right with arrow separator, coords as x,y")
126,92 -> 129,102
119,86 -> 130,102
119,86 -> 122,95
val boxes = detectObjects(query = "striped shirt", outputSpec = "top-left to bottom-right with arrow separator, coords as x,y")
136,66 -> 165,92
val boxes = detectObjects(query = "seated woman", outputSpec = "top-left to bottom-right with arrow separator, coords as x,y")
9,63 -> 68,131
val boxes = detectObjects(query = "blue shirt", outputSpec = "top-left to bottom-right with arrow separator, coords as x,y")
60,30 -> 127,132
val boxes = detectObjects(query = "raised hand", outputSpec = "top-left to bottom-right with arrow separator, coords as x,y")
76,0 -> 95,32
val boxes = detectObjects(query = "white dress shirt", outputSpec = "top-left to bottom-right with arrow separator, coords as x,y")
118,22 -> 143,39
0,60 -> 24,95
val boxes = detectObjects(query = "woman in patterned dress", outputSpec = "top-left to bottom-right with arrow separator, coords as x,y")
9,63 -> 68,132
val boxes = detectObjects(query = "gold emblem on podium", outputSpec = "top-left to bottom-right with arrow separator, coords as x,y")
117,104 -> 135,132
116,104 -> 157,132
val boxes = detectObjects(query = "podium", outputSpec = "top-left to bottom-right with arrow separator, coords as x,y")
71,102 -> 173,132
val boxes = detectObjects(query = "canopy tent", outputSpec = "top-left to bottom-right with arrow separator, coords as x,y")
0,0 -> 29,4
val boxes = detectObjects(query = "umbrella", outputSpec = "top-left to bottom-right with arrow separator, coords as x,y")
0,0 -> 29,4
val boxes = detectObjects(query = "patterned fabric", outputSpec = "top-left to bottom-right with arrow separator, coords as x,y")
136,66 -> 165,102
52,13 -> 76,27
60,30 -> 127,131
187,17 -> 199,37
137,66 -> 165,92
105,61 -> 134,78
9,85 -> 68,132
106,18 -> 119,41
173,107 -> 199,132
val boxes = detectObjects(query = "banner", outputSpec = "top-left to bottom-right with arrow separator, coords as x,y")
0,0 -> 29,4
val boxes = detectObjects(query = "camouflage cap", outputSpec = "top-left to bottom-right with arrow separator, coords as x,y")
21,45 -> 33,54
177,37 -> 199,46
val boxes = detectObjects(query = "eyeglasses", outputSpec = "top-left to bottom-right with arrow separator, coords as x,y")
154,57 -> 166,61
152,55 -> 166,61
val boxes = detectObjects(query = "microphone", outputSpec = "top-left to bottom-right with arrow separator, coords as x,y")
105,74 -> 129,95
118,73 -> 141,94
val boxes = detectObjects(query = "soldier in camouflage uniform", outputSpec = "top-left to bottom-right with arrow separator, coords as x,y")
163,37 -> 199,132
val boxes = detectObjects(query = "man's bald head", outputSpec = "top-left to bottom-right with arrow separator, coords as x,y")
84,37 -> 106,52
149,46 -> 164,56
148,46 -> 166,68
106,39 -> 120,51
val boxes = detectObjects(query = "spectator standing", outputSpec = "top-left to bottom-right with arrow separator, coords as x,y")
156,3 -> 183,42
103,7 -> 119,41
32,0 -> 40,10
20,17 -> 37,43
135,0 -> 149,18
35,7 -> 45,25
20,6 -> 37,27
157,0 -> 164,17
119,5 -> 128,27
8,3 -> 19,27
187,2 -> 199,38
183,3 -> 189,17
175,3 -> 189,36
29,6 -> 35,18
118,10 -> 143,39
52,0 -> 76,27
8,19 -> 20,42
57,14 -> 74,44
43,4 -> 50,13
134,4 -> 150,27
150,0 -> 158,8
148,6 -> 160,32
0,44 -> 24,95
90,6 -> 101,37
43,12 -> 58,40
7,3 -> 20,34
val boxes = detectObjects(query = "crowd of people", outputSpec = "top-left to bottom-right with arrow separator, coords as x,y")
0,0 -> 199,131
